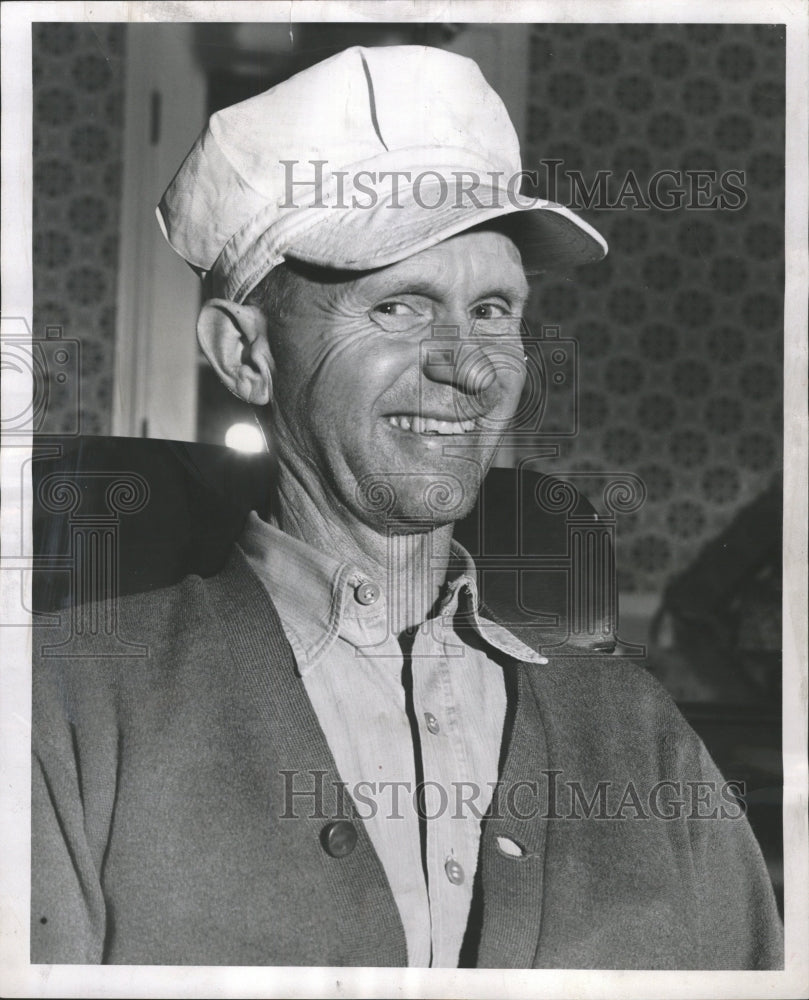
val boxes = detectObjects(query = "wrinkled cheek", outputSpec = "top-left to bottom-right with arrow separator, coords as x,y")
281,362 -> 381,460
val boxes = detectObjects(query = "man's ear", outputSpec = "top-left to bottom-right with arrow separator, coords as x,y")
197,299 -> 274,405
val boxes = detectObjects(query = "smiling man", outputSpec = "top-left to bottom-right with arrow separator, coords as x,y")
198,229 -> 529,584
31,45 -> 783,969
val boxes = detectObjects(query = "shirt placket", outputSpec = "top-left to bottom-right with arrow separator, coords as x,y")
340,586 -> 432,968
410,612 -> 478,968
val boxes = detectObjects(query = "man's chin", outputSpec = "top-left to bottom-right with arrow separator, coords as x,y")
354,467 -> 485,528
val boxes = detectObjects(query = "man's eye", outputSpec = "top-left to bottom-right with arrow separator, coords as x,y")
373,301 -> 415,316
472,302 -> 510,320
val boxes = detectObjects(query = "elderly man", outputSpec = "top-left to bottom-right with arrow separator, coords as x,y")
32,45 -> 782,968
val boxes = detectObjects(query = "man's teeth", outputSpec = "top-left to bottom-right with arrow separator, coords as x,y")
387,415 -> 476,434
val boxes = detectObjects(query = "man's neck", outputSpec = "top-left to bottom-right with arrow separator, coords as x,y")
272,460 -> 455,634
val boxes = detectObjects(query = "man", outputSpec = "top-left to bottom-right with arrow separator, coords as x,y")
31,44 -> 782,968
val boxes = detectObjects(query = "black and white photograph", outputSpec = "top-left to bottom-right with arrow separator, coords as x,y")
1,1 -> 807,997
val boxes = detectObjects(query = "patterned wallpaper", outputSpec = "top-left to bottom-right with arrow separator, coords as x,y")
32,23 -> 126,435
521,23 -> 784,597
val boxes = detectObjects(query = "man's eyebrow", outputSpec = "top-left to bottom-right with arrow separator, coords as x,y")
365,277 -> 530,304
476,282 -> 530,304
368,280 -> 438,298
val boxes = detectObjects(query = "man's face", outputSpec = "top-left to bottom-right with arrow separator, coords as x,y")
268,229 -> 530,529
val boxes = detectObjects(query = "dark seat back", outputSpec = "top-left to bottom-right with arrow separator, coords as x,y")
32,436 -> 615,653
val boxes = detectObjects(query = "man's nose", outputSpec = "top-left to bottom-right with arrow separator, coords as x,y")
420,325 -> 521,398
421,342 -> 495,396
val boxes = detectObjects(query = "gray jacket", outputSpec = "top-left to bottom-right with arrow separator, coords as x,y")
32,546 -> 783,967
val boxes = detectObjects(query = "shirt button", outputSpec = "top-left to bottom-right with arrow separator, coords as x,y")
424,712 -> 440,735
444,858 -> 465,885
354,581 -> 380,605
321,821 -> 357,858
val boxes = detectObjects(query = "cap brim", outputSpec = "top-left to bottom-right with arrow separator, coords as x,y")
280,186 -> 607,277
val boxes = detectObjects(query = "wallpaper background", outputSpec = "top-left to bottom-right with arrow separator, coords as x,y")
522,23 -> 784,597
32,22 -> 126,437
31,22 -> 785,600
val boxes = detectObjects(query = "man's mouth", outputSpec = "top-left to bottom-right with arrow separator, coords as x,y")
386,414 -> 477,435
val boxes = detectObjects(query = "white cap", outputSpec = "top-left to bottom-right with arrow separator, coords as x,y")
157,45 -> 608,303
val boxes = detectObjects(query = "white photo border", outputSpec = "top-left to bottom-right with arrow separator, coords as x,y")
2,2 -> 806,997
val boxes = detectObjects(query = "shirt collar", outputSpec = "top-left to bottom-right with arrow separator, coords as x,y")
238,511 -> 547,674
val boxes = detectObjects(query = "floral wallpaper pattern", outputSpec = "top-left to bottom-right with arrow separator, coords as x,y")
522,23 -> 784,595
32,23 -> 126,436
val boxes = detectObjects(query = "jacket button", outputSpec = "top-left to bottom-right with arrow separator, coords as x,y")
496,835 -> 525,858
355,582 -> 380,605
321,820 -> 357,858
